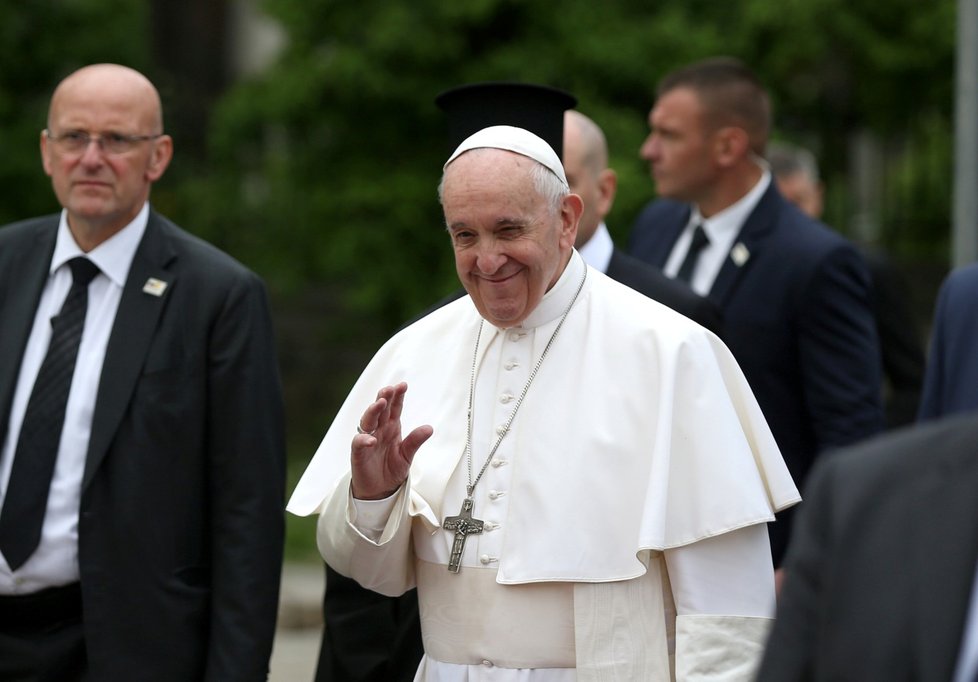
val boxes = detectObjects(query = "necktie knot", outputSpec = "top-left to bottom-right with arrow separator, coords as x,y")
676,224 -> 710,284
689,224 -> 709,251
68,257 -> 100,287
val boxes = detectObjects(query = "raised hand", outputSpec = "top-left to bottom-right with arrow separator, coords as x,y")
350,382 -> 433,500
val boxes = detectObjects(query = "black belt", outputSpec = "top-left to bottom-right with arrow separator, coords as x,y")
0,582 -> 82,633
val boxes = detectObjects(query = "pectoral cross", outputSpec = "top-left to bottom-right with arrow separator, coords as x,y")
442,497 -> 484,573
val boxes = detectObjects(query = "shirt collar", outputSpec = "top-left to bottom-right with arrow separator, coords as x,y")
577,222 -> 613,274
50,203 -> 150,287
690,170 -> 771,239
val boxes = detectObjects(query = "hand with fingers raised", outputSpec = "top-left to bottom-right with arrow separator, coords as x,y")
350,382 -> 434,500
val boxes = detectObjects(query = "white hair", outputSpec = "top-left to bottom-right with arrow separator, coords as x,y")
437,149 -> 568,217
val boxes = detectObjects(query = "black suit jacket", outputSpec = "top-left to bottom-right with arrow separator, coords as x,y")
757,413 -> 978,682
0,212 -> 286,680
628,183 -> 884,563
604,247 -> 722,335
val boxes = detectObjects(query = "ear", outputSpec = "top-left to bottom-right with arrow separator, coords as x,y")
596,168 -> 618,216
145,134 -> 174,182
713,127 -> 750,168
40,130 -> 54,177
559,193 -> 583,250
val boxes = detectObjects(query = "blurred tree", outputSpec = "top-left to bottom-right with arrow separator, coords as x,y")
195,0 -> 954,314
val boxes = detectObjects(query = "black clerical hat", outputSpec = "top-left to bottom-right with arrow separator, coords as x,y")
435,82 -> 577,159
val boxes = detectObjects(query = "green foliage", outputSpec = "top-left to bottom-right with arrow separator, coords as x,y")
191,0 -> 955,307
0,0 -> 150,226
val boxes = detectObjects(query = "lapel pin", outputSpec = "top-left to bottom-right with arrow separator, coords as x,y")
731,242 -> 751,267
142,277 -> 168,297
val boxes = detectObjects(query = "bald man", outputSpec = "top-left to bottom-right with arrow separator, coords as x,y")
0,64 -> 285,680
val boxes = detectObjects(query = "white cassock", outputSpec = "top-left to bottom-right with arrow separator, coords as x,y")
289,250 -> 800,681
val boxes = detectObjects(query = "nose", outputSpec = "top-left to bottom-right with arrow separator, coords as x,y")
78,138 -> 106,166
474,244 -> 506,275
639,132 -> 658,162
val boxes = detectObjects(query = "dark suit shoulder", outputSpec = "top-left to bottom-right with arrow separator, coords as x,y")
606,249 -> 722,335
631,198 -> 689,230
812,413 -> 978,502
143,211 -> 267,300
149,213 -> 251,273
627,199 -> 688,253
0,214 -> 59,246
943,262 -> 978,296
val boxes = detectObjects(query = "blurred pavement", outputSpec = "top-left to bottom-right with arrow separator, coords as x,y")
270,562 -> 325,682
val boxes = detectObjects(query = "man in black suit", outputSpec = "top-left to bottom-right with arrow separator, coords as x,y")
627,57 -> 884,569
0,64 -> 286,680
756,412 -> 978,682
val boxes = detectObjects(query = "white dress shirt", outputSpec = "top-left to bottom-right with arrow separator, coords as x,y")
0,204 -> 148,593
576,222 -> 614,273
663,171 -> 771,297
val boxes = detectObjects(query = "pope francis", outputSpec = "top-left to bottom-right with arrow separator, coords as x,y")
289,120 -> 799,680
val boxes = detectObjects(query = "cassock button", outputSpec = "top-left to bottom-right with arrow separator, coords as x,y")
499,393 -> 514,404
480,555 -> 492,565
482,659 -> 494,667
504,361 -> 519,370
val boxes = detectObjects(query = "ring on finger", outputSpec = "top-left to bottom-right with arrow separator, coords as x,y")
356,424 -> 376,436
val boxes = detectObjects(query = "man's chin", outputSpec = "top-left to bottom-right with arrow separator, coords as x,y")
480,302 -> 526,328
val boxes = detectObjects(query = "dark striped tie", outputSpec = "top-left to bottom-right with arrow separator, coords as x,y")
0,257 -> 100,570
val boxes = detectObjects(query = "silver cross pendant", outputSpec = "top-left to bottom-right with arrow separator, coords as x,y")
442,497 -> 485,573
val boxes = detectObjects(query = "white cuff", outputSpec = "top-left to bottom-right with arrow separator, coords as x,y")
350,487 -> 400,541
675,614 -> 771,681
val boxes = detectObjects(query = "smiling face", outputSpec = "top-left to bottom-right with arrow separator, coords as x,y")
41,64 -> 172,250
442,148 -> 580,328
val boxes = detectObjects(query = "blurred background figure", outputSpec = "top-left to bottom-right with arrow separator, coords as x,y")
756,411 -> 978,682
768,140 -> 926,428
628,56 -> 884,571
917,262 -> 978,421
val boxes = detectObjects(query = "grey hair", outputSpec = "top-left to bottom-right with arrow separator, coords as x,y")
767,141 -> 820,183
438,149 -> 569,216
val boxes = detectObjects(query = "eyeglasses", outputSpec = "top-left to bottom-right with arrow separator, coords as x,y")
45,129 -> 163,155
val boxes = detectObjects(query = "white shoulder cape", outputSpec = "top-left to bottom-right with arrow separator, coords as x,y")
288,260 -> 799,583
